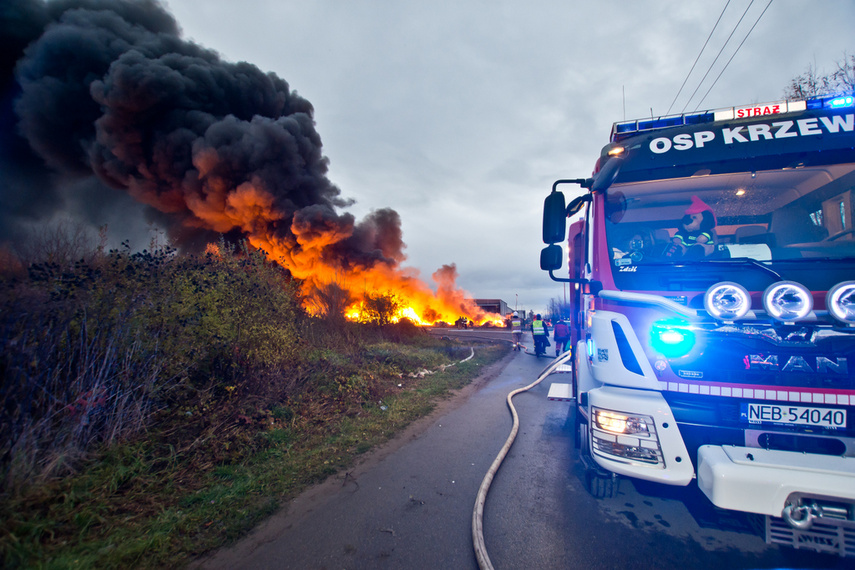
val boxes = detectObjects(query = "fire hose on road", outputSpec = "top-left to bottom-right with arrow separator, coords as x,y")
471,349 -> 574,570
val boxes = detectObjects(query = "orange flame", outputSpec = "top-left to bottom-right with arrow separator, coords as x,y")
198,186 -> 498,326
204,242 -> 221,257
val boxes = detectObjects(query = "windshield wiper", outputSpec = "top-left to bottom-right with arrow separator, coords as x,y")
684,257 -> 783,280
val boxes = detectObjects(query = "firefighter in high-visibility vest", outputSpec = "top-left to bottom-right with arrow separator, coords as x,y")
530,314 -> 549,356
510,311 -> 523,351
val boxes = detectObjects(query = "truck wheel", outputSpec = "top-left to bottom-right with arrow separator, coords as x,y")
585,468 -> 619,499
577,410 -> 620,499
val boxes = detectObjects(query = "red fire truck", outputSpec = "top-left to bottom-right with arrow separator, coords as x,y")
541,94 -> 855,556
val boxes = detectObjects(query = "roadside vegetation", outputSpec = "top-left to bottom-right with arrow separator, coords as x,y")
0,235 -> 508,568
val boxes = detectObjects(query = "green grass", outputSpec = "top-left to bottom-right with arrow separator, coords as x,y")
0,340 -> 508,569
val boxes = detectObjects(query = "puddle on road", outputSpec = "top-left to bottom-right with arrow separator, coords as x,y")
540,409 -> 574,439
595,478 -> 770,554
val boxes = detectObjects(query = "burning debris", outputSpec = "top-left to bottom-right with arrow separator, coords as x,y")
0,0 -> 498,325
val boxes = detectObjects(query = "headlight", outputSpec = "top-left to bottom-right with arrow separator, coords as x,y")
592,408 -> 651,436
590,407 -> 663,466
704,281 -> 751,321
763,281 -> 813,322
827,281 -> 855,325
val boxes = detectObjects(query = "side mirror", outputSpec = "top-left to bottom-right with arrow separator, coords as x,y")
542,191 -> 566,244
540,244 -> 563,271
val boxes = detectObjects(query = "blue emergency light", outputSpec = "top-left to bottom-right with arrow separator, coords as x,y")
650,319 -> 696,359
829,96 -> 855,108
804,94 -> 855,110
612,112 -> 715,141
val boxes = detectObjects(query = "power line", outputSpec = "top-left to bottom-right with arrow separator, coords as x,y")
694,0 -> 774,110
667,0 -> 732,116
681,0 -> 756,113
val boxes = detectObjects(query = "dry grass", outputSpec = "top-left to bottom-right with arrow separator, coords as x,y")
1,338 -> 506,568
0,234 -> 510,568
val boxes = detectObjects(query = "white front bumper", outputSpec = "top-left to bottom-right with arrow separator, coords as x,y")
697,445 -> 855,517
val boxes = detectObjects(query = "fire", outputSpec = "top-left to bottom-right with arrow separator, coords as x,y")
268,232 -> 494,325
185,189 -> 497,326
204,242 -> 221,257
345,303 -> 502,327
7,1 -> 501,328
397,307 -> 428,325
209,217 -> 498,327
482,315 -> 507,327
345,305 -> 430,326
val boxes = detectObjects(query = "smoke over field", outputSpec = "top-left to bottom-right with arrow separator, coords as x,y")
0,0 -> 496,324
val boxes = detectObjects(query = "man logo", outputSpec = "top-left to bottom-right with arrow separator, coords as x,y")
744,354 -> 848,374
797,534 -> 839,549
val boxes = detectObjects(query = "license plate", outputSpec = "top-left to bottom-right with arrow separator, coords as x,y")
741,403 -> 847,429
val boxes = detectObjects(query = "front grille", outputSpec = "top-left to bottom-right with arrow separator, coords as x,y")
758,432 -> 847,455
766,516 -> 855,557
665,326 -> 855,392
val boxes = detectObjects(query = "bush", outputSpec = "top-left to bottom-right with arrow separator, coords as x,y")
0,240 -> 304,491
0,233 -> 465,506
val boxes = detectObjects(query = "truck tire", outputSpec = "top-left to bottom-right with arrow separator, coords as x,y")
577,409 -> 620,499
585,468 -> 619,499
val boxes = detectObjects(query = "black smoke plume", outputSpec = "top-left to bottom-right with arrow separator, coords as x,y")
0,0 -> 406,270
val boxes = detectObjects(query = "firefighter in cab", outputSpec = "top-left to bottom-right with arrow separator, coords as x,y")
531,314 -> 550,356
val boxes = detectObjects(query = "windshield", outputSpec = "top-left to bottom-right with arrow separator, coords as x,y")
606,162 -> 855,269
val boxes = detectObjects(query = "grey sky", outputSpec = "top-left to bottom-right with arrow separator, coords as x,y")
21,0 -> 855,314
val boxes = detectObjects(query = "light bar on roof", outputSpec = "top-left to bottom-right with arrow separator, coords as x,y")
610,93 -> 855,142
611,111 -> 715,141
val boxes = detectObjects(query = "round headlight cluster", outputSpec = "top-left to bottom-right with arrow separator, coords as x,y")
705,280 -> 855,325
827,281 -> 855,325
704,282 -> 751,321
763,281 -> 813,323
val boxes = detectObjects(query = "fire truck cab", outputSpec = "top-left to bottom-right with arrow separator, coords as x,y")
542,94 -> 855,556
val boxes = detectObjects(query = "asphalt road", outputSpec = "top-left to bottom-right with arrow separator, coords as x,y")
196,332 -> 849,570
